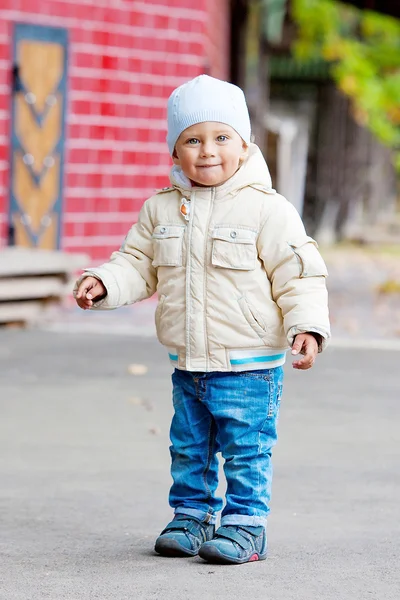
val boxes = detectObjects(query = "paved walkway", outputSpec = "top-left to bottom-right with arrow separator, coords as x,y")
322,245 -> 400,343
0,331 -> 399,599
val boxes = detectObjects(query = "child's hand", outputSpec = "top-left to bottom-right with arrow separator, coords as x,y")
74,276 -> 107,310
291,333 -> 319,370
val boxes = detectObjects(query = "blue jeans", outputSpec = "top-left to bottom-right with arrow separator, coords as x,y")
169,367 -> 284,528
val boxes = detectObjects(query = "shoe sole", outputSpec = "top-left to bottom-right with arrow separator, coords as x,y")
154,538 -> 198,558
198,545 -> 267,565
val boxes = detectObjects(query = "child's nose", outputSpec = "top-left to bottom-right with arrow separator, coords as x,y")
200,142 -> 216,156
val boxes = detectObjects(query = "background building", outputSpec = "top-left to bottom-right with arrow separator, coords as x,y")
0,0 -> 230,260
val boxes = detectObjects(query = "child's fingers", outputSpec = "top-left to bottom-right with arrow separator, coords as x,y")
75,276 -> 105,311
292,353 -> 315,370
75,277 -> 99,300
292,340 -> 317,370
75,281 -> 95,308
291,334 -> 306,356
75,279 -> 105,310
76,296 -> 93,310
89,281 -> 104,299
75,279 -> 92,299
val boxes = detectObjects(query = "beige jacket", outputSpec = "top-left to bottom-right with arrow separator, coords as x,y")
77,144 -> 330,372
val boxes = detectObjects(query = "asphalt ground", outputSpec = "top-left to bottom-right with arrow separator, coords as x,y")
0,331 -> 399,599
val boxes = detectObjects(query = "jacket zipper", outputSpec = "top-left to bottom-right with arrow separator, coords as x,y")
203,187 -> 215,371
185,191 -> 195,370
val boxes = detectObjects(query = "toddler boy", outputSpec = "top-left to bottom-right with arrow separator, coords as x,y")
75,75 -> 330,565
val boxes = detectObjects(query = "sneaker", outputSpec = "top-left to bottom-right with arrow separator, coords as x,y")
154,514 -> 215,557
198,525 -> 267,565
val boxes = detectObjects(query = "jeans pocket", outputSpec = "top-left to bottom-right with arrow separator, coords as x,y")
237,368 -> 272,381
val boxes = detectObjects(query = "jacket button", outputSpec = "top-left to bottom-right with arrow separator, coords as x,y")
230,230 -> 237,238
160,227 -> 166,234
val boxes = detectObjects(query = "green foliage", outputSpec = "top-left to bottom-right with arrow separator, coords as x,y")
292,0 -> 400,171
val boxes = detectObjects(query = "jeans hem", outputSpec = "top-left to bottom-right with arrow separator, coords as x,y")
175,506 -> 217,525
221,514 -> 268,527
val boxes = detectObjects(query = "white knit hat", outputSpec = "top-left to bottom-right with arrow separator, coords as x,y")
166,75 -> 251,155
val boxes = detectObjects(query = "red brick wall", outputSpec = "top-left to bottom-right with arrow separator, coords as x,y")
0,0 -> 230,260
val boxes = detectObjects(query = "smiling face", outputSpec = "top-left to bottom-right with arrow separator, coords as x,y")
173,122 -> 248,187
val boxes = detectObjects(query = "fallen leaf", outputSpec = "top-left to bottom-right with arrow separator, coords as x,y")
127,363 -> 148,375
128,397 -> 153,411
149,426 -> 161,435
128,397 -> 143,406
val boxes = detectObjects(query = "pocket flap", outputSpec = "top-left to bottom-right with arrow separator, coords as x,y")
288,235 -> 319,250
212,227 -> 257,244
288,236 -> 328,278
152,224 -> 185,239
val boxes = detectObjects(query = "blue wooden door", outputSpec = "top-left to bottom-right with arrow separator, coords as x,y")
9,23 -> 68,249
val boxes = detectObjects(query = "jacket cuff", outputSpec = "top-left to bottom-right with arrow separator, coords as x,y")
74,268 -> 121,309
287,326 -> 330,352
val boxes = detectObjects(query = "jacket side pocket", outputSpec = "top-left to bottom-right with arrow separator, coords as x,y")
238,295 -> 269,340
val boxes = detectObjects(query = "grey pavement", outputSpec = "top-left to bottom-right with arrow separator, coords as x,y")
0,330 -> 399,599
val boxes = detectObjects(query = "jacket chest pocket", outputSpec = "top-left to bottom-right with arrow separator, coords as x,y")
152,224 -> 185,267
211,227 -> 258,270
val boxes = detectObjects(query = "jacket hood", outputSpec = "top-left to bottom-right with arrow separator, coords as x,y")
169,143 -> 273,197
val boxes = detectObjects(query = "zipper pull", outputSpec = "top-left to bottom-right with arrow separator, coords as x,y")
180,196 -> 191,221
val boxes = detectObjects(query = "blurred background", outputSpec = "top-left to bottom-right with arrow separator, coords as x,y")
0,0 -> 399,337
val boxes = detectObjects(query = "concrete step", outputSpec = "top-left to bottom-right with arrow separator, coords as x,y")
0,247 -> 88,278
0,247 -> 88,326
0,276 -> 71,301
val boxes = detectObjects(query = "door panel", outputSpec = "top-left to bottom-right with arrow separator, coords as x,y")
9,24 -> 68,249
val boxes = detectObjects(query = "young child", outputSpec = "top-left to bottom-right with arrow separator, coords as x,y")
74,75 -> 330,565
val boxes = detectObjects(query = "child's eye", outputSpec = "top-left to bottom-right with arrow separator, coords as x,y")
217,135 -> 228,142
187,138 -> 200,145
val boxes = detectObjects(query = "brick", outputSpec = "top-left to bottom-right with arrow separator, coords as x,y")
175,63 -> 202,78
0,192 -> 7,212
178,18 -> 204,34
0,167 -> 8,188
0,142 -> 8,162
64,197 -> 93,213
70,99 -> 93,115
0,43 -> 10,60
91,197 -> 116,212
73,52 -> 101,70
67,148 -> 92,165
63,221 -> 77,238
80,221 -> 129,238
118,198 -> 143,213
77,245 -> 117,261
